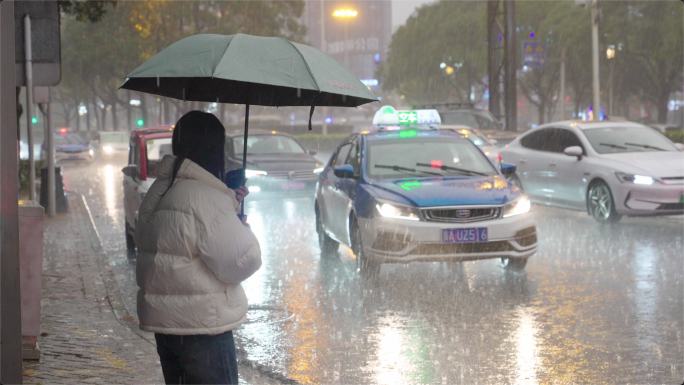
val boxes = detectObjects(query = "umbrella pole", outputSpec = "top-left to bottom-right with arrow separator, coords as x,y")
241,104 -> 249,216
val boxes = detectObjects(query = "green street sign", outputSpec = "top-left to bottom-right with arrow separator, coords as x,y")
398,111 -> 418,125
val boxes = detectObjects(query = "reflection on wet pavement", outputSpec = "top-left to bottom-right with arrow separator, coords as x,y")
63,156 -> 683,384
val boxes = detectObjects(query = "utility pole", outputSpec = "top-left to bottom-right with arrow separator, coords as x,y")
320,0 -> 328,135
503,0 -> 517,131
24,14 -> 36,200
590,0 -> 601,120
487,0 -> 502,120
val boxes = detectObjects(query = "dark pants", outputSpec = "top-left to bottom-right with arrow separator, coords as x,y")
154,331 -> 238,385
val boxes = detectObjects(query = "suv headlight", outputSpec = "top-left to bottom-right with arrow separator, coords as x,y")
503,196 -> 531,218
375,199 -> 421,221
615,172 -> 655,185
245,169 -> 267,178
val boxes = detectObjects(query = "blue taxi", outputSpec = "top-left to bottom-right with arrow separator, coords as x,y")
314,128 -> 537,273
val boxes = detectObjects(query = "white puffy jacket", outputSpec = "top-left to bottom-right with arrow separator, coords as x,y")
134,155 -> 261,335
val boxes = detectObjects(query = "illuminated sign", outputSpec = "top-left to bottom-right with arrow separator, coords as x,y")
360,79 -> 379,87
398,111 -> 418,125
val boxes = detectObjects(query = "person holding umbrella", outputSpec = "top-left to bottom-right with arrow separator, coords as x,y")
134,111 -> 261,384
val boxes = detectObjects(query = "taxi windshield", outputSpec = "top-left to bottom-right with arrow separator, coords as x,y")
367,138 -> 498,179
55,134 -> 85,145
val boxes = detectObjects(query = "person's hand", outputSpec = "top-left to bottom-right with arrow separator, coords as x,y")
232,179 -> 249,203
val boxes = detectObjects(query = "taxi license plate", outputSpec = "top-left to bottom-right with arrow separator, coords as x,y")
680,194 -> 684,203
442,228 -> 488,243
282,182 -> 305,190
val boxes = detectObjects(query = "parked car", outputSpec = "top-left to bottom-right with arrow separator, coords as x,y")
315,128 -> 537,274
440,125 -> 501,164
225,129 -> 324,197
42,132 -> 94,163
122,126 -> 173,250
500,120 -> 684,223
97,131 -> 129,156
413,103 -> 502,130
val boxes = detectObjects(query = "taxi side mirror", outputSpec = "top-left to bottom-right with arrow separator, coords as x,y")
333,164 -> 354,179
500,162 -> 517,176
308,149 -> 318,156
122,165 -> 137,178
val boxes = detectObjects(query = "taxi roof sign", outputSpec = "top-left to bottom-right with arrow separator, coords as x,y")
372,106 -> 441,127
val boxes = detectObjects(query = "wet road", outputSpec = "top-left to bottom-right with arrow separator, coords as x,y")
63,155 -> 683,384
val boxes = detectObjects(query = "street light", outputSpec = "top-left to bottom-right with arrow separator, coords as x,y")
606,45 -> 616,60
333,9 -> 357,17
445,66 -> 454,75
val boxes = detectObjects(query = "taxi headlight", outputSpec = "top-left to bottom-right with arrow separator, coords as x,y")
103,146 -> 113,153
375,200 -> 421,221
615,172 -> 655,185
503,196 -> 531,218
313,167 -> 324,174
245,169 -> 267,178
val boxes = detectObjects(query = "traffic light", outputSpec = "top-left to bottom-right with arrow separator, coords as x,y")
31,116 -> 38,124
136,118 -> 144,127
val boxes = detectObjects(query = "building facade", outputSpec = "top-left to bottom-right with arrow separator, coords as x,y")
302,0 -> 392,91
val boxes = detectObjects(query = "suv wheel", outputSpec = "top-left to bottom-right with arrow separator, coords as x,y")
587,180 -> 622,223
316,204 -> 338,254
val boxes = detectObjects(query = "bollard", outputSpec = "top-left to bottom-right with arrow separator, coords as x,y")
19,200 -> 44,360
39,166 -> 69,213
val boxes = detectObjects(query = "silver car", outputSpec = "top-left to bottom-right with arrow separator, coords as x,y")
500,120 -> 684,222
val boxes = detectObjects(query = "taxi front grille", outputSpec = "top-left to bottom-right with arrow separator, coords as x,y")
61,149 -> 87,154
266,170 -> 316,181
412,241 -> 513,255
422,207 -> 500,223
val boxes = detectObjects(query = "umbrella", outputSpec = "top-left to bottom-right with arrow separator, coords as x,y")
120,33 -> 377,214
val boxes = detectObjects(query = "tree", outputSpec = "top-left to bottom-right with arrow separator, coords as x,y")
379,1 -> 488,105
56,1 -> 307,130
602,1 -> 683,123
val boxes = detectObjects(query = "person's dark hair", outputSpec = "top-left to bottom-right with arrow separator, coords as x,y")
166,111 -> 225,193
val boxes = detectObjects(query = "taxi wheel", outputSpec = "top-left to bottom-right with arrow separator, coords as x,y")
587,180 -> 622,223
351,218 -> 379,276
125,222 -> 136,251
500,257 -> 527,271
316,205 -> 338,254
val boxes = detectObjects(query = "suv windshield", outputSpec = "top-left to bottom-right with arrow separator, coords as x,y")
584,126 -> 677,154
146,137 -> 173,177
233,135 -> 305,155
440,110 -> 501,130
367,139 -> 497,179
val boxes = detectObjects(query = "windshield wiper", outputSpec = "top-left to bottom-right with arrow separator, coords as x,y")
599,143 -> 628,150
415,163 -> 487,176
374,164 -> 441,176
624,142 -> 665,151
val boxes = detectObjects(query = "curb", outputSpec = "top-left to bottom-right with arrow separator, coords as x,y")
73,192 -> 301,385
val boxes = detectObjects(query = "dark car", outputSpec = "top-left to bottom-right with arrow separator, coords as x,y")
41,132 -> 94,162
225,130 -> 324,197
413,103 -> 502,130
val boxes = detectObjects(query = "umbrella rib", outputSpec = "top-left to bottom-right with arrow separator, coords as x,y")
280,38 -> 321,94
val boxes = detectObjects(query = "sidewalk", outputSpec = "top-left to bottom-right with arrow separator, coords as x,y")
22,194 -> 279,384
22,194 -> 163,384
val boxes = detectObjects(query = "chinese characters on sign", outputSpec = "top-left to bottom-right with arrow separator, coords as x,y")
398,111 -> 418,125
328,37 -> 380,55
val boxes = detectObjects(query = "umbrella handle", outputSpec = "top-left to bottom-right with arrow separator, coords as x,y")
241,104 -> 249,217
